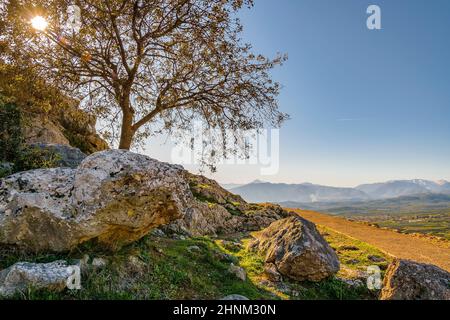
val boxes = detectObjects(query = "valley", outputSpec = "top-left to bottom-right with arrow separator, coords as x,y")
292,209 -> 450,272
228,181 -> 450,240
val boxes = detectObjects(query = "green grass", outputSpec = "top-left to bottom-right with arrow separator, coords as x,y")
215,235 -> 380,300
1,225 -> 392,300
1,236 -> 275,300
317,226 -> 392,276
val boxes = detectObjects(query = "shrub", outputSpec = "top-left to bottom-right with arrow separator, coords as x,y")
0,103 -> 23,162
13,146 -> 62,173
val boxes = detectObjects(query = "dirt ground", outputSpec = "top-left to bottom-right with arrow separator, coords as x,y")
292,209 -> 450,272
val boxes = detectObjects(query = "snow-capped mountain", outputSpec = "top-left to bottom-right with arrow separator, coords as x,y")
228,179 -> 450,203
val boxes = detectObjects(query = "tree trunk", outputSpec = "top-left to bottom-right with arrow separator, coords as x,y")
119,104 -> 135,150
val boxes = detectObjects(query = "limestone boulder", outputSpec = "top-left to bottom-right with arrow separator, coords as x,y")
380,259 -> 450,300
250,216 -> 340,282
0,150 -> 191,252
0,261 -> 74,297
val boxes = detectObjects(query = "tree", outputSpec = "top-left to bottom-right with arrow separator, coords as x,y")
1,0 -> 288,157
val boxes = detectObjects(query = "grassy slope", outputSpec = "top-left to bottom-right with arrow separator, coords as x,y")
317,226 -> 391,276
1,225 -> 391,300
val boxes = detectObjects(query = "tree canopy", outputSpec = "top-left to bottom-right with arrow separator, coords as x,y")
1,0 -> 288,165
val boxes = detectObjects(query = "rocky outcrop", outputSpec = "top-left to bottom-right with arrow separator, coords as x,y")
0,150 -> 191,252
23,114 -> 70,146
249,216 -> 340,282
0,261 -> 75,297
165,173 -> 290,236
189,174 -> 247,210
30,143 -> 87,168
380,259 -> 450,300
55,103 -> 109,154
21,105 -> 108,155
165,201 -> 289,236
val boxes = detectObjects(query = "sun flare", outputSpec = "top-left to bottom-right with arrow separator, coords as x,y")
31,16 -> 48,31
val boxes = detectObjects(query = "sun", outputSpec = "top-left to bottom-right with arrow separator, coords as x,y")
31,16 -> 48,31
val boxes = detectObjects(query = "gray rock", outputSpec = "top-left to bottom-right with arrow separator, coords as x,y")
368,255 -> 386,263
166,173 -> 290,237
338,277 -> 365,288
213,251 -> 237,263
219,240 -> 243,252
221,294 -> 249,300
0,261 -> 75,297
91,258 -> 107,268
264,263 -> 283,282
187,245 -> 201,253
250,216 -> 340,282
0,150 -> 191,252
23,115 -> 70,146
150,229 -> 166,237
228,263 -> 246,281
29,143 -> 87,168
380,259 -> 450,300
125,256 -> 146,275
347,259 -> 360,265
338,245 -> 359,252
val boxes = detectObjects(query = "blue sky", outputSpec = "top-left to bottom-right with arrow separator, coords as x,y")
144,0 -> 450,187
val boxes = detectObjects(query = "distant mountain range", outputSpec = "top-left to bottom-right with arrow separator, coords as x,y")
225,179 -> 450,204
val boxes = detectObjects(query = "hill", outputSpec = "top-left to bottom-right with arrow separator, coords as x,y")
356,180 -> 450,199
229,179 -> 450,203
230,181 -> 368,203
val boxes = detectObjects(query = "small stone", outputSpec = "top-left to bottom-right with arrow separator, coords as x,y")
213,251 -> 237,263
338,277 -> 365,288
221,294 -> 249,300
91,258 -> 107,268
228,263 -> 246,281
339,245 -> 360,251
126,256 -> 146,275
264,263 -> 283,282
187,245 -> 201,253
151,229 -> 166,237
368,255 -> 386,263
219,240 -> 243,251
